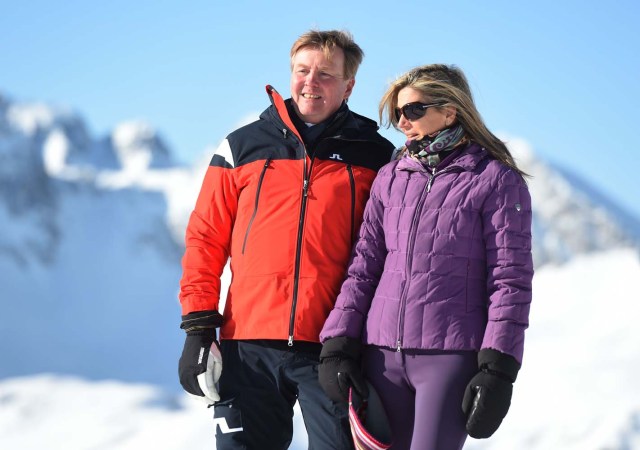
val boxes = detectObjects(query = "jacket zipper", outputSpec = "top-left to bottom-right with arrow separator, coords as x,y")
242,158 -> 271,254
395,168 -> 437,351
347,165 -> 356,245
288,152 -> 315,346
265,87 -> 318,346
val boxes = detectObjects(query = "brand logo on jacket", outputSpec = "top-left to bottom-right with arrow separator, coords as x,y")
329,153 -> 343,160
213,417 -> 244,434
198,347 -> 205,364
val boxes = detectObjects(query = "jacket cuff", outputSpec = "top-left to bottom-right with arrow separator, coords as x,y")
320,336 -> 362,361
478,348 -> 521,383
180,310 -> 224,333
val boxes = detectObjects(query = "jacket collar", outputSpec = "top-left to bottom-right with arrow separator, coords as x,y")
263,85 -> 380,142
396,142 -> 488,173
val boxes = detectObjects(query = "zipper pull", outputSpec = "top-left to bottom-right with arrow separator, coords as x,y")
282,128 -> 288,138
303,179 -> 309,197
288,336 -> 294,347
427,172 -> 435,192
396,340 -> 402,352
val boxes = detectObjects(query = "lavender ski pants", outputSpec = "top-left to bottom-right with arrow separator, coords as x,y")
362,346 -> 477,450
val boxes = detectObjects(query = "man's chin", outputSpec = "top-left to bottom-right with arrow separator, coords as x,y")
296,109 -> 324,124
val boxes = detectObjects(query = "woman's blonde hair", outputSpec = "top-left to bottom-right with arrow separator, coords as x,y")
379,64 -> 526,177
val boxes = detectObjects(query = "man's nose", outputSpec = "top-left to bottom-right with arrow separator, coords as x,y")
304,70 -> 319,84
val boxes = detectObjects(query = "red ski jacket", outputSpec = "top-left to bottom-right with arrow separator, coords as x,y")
179,86 -> 394,344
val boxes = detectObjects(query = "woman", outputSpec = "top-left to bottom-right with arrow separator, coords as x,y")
318,64 -> 533,450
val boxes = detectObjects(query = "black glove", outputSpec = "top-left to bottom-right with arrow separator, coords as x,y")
318,337 -> 369,403
178,310 -> 223,404
462,349 -> 521,439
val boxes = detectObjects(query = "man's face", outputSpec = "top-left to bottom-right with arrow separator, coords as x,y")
290,47 -> 355,124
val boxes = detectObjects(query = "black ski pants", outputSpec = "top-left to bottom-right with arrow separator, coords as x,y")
213,339 -> 353,450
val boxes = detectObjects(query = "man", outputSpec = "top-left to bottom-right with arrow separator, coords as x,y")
178,29 -> 394,450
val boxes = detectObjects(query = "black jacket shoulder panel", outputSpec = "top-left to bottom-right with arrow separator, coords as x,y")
224,102 -> 394,171
225,109 -> 304,166
210,153 -> 234,169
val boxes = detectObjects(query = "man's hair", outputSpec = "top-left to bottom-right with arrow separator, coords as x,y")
290,30 -> 364,80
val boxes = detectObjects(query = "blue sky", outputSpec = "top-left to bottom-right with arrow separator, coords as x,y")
2,0 -> 639,218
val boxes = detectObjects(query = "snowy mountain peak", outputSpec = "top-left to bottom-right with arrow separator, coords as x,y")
0,96 -> 97,180
504,136 -> 640,266
111,120 -> 173,172
5,101 -> 76,136
0,97 -> 173,180
0,95 -> 181,268
1,94 -> 639,270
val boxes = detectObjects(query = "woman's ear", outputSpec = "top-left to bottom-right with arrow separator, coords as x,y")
444,106 -> 457,126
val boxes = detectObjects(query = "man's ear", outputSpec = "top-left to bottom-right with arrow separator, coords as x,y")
344,78 -> 355,101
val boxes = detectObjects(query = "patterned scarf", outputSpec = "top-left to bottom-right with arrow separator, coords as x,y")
406,124 -> 465,167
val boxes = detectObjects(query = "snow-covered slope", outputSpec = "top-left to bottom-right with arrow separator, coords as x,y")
465,248 -> 640,450
0,96 -> 191,387
1,249 -> 639,450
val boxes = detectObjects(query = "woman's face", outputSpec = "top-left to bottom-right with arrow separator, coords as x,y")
396,87 -> 455,141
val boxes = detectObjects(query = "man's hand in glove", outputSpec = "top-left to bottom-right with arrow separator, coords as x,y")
179,333 -> 222,405
178,310 -> 224,405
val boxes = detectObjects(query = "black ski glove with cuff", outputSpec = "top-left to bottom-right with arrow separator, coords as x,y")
462,348 -> 521,439
178,310 -> 224,405
318,336 -> 369,403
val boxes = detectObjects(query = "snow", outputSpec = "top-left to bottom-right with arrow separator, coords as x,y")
5,102 -> 70,135
0,375 -> 214,450
0,375 -> 308,450
42,127 -> 71,176
0,177 -> 184,386
465,248 -> 640,450
1,249 -> 640,449
111,120 -> 173,172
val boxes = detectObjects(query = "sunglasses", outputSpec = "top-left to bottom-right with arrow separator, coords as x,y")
394,102 -> 444,122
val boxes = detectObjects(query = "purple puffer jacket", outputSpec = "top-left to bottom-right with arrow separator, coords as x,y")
320,143 -> 533,363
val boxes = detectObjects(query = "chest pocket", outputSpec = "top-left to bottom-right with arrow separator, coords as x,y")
241,158 -> 271,254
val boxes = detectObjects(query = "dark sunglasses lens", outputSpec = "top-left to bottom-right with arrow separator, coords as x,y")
395,103 -> 427,122
403,104 -> 426,121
